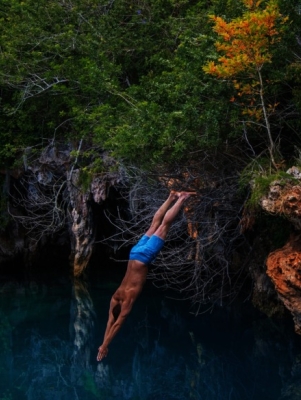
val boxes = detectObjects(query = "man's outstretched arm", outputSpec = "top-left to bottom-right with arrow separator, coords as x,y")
97,302 -> 132,361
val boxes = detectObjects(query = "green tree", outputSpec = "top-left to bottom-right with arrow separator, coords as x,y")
0,0 -> 237,168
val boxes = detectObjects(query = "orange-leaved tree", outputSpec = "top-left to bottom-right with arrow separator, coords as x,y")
203,0 -> 288,167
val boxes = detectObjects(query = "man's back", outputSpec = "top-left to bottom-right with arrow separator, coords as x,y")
117,260 -> 148,301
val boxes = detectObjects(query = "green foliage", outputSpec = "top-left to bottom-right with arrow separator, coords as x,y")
0,0 -> 300,168
0,0 -> 241,168
0,0 -> 119,166
77,168 -> 93,192
76,150 -> 106,191
249,172 -> 296,207
240,159 -> 298,210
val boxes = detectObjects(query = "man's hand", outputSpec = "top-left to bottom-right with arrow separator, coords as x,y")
97,345 -> 108,361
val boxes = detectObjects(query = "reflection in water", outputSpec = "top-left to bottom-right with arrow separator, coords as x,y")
70,279 -> 96,369
0,274 -> 300,399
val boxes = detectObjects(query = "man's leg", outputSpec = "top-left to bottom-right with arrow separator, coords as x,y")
154,192 -> 195,240
145,191 -> 179,237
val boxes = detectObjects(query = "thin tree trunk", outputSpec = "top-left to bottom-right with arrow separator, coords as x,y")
257,68 -> 277,168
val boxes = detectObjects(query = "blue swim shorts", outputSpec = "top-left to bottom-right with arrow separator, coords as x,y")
129,235 -> 165,265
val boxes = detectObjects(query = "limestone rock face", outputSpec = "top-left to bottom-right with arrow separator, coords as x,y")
266,234 -> 301,334
68,170 -> 94,277
1,144 -> 122,277
260,167 -> 301,333
68,164 -> 122,277
261,168 -> 301,230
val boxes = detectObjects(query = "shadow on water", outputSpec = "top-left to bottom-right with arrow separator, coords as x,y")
0,256 -> 301,400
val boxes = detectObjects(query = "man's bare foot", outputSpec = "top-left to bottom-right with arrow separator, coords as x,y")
179,191 -> 197,200
169,190 -> 181,201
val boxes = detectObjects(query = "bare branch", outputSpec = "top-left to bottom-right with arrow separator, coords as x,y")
101,159 -> 249,311
8,144 -> 70,248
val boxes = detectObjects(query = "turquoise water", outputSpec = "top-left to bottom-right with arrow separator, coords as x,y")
0,260 -> 300,400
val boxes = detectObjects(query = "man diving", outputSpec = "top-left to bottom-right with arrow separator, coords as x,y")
97,191 -> 196,362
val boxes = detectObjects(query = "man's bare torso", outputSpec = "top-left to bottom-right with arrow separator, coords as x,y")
112,260 -> 148,306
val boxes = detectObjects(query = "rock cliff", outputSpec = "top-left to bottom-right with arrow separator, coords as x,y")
261,167 -> 301,229
266,234 -> 301,334
261,167 -> 301,333
68,165 -> 122,277
3,144 -> 122,277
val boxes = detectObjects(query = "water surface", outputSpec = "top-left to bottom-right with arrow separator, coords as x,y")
0,259 -> 300,400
